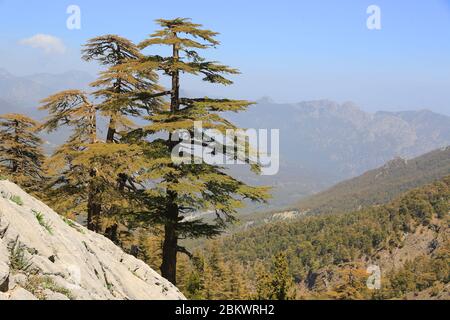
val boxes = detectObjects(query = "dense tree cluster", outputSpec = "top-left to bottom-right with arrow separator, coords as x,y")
0,18 -> 268,286
179,176 -> 449,299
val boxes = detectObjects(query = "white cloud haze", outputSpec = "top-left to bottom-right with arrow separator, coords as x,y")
19,34 -> 66,54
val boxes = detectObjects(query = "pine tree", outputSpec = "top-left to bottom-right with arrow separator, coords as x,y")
130,18 -> 270,285
255,252 -> 296,300
271,252 -> 296,300
39,90 -> 100,228
0,113 -> 45,191
82,35 -> 163,240
82,35 -> 163,143
38,90 -> 144,232
254,260 -> 273,300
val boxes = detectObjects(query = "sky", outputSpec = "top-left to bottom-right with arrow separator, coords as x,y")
0,0 -> 450,114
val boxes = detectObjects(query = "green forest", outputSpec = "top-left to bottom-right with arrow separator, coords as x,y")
174,177 -> 449,299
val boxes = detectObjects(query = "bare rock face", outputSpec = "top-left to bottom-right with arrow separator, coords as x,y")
0,180 -> 185,300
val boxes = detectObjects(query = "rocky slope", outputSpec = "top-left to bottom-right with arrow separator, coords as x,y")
0,180 -> 185,300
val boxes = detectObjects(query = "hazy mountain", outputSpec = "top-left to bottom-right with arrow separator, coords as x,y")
0,68 -> 93,113
228,99 -> 450,209
2,70 -> 450,210
294,146 -> 450,215
232,99 -> 450,178
220,146 -> 450,233
0,98 -> 23,114
26,70 -> 94,94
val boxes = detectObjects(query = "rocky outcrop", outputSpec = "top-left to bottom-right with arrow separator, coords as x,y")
0,180 -> 185,300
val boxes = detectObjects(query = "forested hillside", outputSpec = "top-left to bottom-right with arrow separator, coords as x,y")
175,176 -> 450,299
295,147 -> 450,215
224,147 -> 450,233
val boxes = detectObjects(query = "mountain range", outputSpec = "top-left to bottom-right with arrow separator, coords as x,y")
205,146 -> 450,235
1,70 -> 450,210
0,68 -> 93,117
230,99 -> 450,209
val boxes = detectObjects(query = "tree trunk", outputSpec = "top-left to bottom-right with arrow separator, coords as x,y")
105,224 -> 119,243
161,193 -> 178,285
160,39 -> 181,285
106,117 -> 116,143
87,188 -> 101,232
86,102 -> 100,232
105,116 -> 118,240
103,77 -> 122,239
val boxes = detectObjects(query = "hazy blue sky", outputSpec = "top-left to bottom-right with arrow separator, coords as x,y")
1,0 -> 450,114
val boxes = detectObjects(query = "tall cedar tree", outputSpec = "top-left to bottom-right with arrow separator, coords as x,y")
255,252 -> 296,300
39,90 -> 101,229
40,35 -> 162,236
39,90 -> 149,234
82,35 -> 164,143
81,35 -> 162,241
0,113 -> 45,191
132,18 -> 270,284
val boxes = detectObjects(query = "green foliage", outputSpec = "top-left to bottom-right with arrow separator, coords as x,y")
181,176 -> 449,299
177,244 -> 252,300
255,252 -> 296,300
10,195 -> 24,206
0,113 -> 45,191
379,241 -> 450,299
38,90 -> 147,234
32,209 -> 53,235
9,237 -> 32,272
25,275 -> 74,300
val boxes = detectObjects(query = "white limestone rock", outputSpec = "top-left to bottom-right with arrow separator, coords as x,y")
0,180 -> 185,300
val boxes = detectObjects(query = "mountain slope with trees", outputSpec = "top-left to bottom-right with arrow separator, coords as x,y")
294,146 -> 450,215
177,176 -> 449,299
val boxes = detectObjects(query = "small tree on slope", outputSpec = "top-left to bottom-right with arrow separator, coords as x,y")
0,113 -> 45,191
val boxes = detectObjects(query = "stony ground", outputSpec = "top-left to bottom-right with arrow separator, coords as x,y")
0,180 -> 185,300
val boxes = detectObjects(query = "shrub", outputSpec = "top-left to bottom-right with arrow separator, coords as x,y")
32,209 -> 53,235
9,237 -> 32,272
10,195 -> 24,206
25,276 -> 74,300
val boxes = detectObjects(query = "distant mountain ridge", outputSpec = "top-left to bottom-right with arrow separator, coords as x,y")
0,68 -> 93,114
222,146 -> 450,233
295,146 -> 450,215
228,99 -> 450,209
2,70 -> 450,210
233,99 -> 450,178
